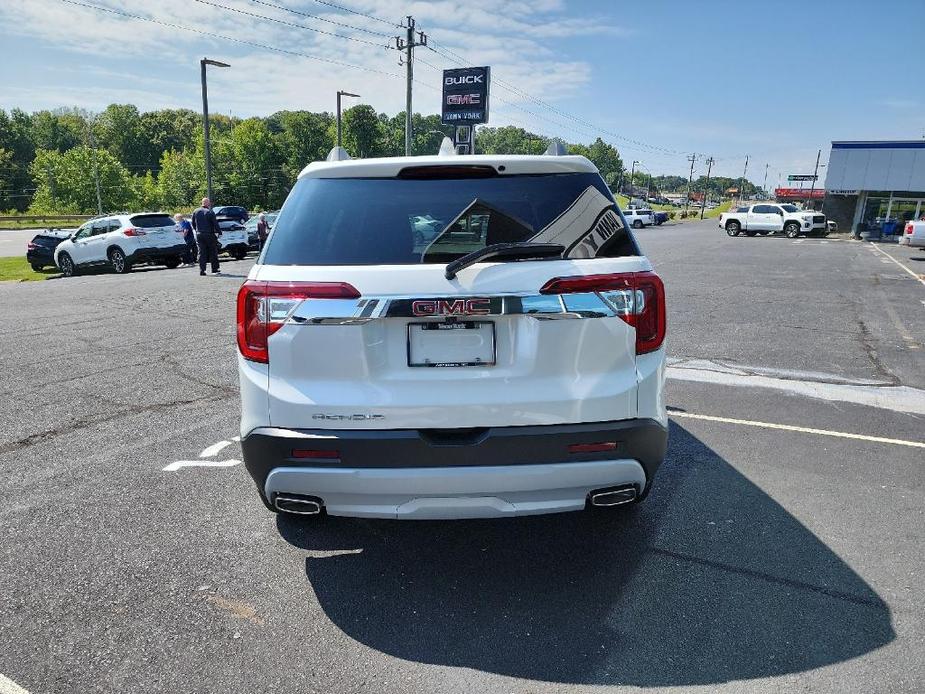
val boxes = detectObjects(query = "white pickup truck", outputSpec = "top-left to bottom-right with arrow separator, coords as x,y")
719,203 -> 828,238
899,220 -> 925,248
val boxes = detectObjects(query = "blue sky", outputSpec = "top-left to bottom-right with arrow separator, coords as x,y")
1,0 -> 923,184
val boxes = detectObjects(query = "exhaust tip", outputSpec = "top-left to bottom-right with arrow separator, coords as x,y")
274,494 -> 324,515
589,485 -> 637,508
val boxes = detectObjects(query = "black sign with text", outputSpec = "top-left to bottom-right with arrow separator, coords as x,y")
442,67 -> 490,125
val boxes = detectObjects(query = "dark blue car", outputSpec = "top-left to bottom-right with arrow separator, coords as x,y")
653,211 -> 669,226
26,229 -> 72,271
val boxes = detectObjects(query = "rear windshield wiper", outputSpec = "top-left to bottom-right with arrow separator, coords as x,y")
444,242 -> 565,280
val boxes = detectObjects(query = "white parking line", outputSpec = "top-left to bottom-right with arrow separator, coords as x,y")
667,359 -> 925,415
199,440 -> 232,458
870,244 -> 925,287
162,459 -> 242,472
669,411 -> 925,449
0,674 -> 30,694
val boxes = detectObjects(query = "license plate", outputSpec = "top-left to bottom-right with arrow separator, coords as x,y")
407,322 -> 495,367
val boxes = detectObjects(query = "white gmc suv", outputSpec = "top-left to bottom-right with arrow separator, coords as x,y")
237,148 -> 668,520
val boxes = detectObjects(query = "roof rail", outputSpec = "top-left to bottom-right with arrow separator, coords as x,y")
326,146 -> 351,162
544,140 -> 568,156
438,137 -> 457,157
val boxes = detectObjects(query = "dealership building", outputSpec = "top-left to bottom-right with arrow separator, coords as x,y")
823,140 -> 925,235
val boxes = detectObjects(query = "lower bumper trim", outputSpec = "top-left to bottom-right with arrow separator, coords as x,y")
265,459 -> 647,519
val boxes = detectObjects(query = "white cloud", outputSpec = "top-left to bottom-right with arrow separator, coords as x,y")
0,0 -> 616,129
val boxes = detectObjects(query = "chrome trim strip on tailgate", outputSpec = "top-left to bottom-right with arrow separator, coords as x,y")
288,291 -> 632,325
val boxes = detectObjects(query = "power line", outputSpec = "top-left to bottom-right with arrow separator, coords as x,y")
57,0 -> 403,79
247,0 -> 393,37
303,0 -> 401,28
192,0 -> 394,49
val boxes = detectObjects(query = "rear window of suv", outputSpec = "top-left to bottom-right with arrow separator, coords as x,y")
262,172 -> 637,265
130,214 -> 175,228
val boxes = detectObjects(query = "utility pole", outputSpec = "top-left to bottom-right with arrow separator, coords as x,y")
738,155 -> 749,206
685,154 -> 697,215
336,90 -> 361,150
808,148 -> 821,210
200,57 -> 230,203
762,163 -> 769,200
700,156 -> 715,220
395,17 -> 427,156
86,117 -> 102,215
628,160 -> 639,201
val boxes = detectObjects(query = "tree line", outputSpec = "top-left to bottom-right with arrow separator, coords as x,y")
0,103 -> 749,215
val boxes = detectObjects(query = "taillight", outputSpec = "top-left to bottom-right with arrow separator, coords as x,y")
907,224 -> 914,235
236,280 -> 361,363
123,227 -> 146,236
539,271 -> 666,354
27,242 -> 37,250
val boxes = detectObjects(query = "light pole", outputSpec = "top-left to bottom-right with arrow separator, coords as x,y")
807,148 -> 822,210
628,160 -> 639,200
336,90 -> 361,150
200,57 -> 230,203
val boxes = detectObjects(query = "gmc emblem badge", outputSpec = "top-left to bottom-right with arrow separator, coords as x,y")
411,298 -> 491,317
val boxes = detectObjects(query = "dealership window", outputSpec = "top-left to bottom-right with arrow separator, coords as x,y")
861,195 -> 890,229
860,193 -> 924,233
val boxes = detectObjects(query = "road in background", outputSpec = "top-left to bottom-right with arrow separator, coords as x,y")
0,222 -> 923,693
0,229 -> 47,258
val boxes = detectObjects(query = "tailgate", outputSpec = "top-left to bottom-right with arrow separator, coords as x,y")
258,258 -> 651,430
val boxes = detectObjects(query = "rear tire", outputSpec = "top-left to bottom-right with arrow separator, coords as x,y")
785,222 -> 801,238
632,219 -> 643,229
164,256 -> 181,269
58,252 -> 76,277
726,221 -> 741,236
30,263 -> 44,272
109,247 -> 131,274
232,249 -> 247,261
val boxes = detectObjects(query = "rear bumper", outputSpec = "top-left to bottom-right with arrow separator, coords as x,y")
242,418 -> 667,519
26,249 -> 54,266
126,243 -> 187,263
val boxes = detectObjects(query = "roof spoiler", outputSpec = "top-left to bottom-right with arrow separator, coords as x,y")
326,146 -> 351,162
544,140 -> 568,156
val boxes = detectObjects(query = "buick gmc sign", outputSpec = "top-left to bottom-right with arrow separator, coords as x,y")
442,67 -> 490,125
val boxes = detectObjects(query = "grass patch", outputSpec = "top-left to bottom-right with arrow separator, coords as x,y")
0,256 -> 60,282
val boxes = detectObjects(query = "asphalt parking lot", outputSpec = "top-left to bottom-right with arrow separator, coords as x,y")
1,219 -> 923,693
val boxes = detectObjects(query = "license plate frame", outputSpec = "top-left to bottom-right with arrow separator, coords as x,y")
407,321 -> 496,368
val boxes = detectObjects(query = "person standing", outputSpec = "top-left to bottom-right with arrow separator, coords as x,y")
191,197 -> 221,275
256,212 -> 270,252
174,213 -> 196,266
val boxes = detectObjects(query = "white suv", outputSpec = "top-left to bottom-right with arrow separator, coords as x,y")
623,208 -> 654,228
237,150 -> 668,520
55,213 -> 187,276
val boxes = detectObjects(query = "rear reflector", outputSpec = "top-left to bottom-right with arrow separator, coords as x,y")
291,449 -> 340,460
568,442 -> 617,454
540,271 -> 666,354
236,280 -> 360,363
